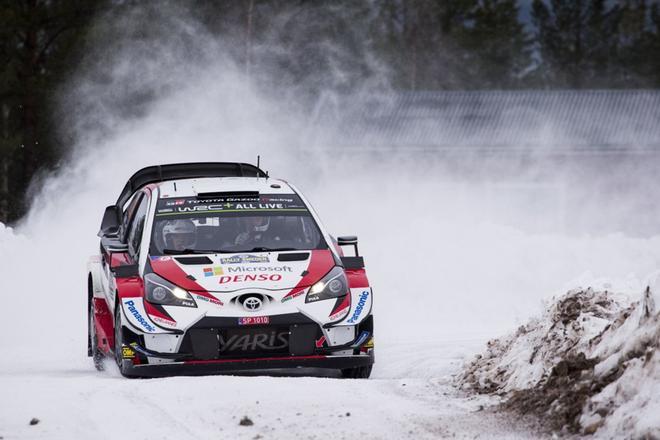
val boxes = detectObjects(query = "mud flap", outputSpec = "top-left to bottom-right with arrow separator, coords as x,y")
189,328 -> 219,360
93,298 -> 114,354
289,324 -> 317,356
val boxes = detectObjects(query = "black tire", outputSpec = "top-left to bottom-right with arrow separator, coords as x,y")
340,365 -> 373,379
114,304 -> 131,377
89,300 -> 105,371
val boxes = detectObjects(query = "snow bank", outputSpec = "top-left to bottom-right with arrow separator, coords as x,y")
458,287 -> 660,438
0,222 -> 22,247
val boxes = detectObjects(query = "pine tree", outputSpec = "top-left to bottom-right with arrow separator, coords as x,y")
531,0 -> 623,88
458,0 -> 532,89
652,2 -> 660,85
0,0 -> 101,223
617,0 -> 660,87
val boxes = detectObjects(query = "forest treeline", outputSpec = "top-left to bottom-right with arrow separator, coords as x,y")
2,0 -> 660,224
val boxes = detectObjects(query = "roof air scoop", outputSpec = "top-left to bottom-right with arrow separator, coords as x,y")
195,191 -> 260,200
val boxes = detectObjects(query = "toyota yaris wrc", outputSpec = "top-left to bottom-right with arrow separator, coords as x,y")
87,163 -> 374,378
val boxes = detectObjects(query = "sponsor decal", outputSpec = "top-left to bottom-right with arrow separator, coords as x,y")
151,315 -> 177,328
315,335 -> 326,348
219,331 -> 288,352
122,346 -> 135,359
261,196 -> 295,203
220,254 -> 269,264
352,331 -> 370,348
219,273 -> 282,284
329,307 -> 350,321
238,316 -> 270,325
281,288 -> 305,303
227,265 -> 291,273
165,199 -> 186,206
364,337 -> 374,349
203,266 -> 224,277
155,195 -> 309,217
194,294 -> 223,306
177,205 -> 226,212
125,300 -> 156,332
347,291 -> 370,324
234,203 -> 285,210
150,255 -> 172,261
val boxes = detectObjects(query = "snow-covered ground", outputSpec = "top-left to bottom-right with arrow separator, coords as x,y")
2,219 -> 547,439
3,210 -> 660,439
4,145 -> 660,438
0,340 -> 554,440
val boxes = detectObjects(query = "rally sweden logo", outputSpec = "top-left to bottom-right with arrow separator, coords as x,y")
220,254 -> 269,264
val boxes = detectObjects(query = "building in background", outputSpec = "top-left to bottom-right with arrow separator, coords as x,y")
307,90 -> 660,236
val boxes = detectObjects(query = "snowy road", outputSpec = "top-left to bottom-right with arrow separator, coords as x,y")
0,342 -> 545,440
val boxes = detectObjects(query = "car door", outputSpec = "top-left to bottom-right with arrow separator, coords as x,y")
100,192 -> 148,311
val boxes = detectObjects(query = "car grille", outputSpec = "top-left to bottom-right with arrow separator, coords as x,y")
181,323 -> 319,360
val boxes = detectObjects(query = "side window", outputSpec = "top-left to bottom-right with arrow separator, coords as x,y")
127,195 -> 149,257
121,194 -> 144,242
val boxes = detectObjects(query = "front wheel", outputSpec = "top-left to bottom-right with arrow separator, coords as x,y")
341,365 -> 372,379
114,304 -> 132,377
89,300 -> 105,371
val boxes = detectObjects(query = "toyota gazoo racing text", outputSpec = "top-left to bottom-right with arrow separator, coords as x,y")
87,162 -> 374,378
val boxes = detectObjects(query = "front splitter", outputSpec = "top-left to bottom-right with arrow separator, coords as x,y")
122,353 -> 374,378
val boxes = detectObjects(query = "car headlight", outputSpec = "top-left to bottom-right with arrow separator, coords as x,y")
144,273 -> 197,307
305,266 -> 349,303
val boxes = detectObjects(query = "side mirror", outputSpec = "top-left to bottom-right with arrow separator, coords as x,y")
112,263 -> 139,278
337,235 -> 364,269
337,236 -> 359,256
98,205 -> 121,237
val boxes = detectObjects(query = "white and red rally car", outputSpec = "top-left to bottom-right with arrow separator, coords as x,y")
87,163 -> 374,378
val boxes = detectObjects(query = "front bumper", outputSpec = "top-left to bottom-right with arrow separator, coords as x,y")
118,312 -> 375,377
120,353 -> 374,378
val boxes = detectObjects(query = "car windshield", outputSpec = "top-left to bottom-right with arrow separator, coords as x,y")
149,193 -> 327,255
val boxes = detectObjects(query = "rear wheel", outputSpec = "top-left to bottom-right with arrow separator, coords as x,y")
89,301 -> 105,371
341,365 -> 372,379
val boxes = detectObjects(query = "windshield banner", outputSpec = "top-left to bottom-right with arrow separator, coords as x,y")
155,194 -> 308,217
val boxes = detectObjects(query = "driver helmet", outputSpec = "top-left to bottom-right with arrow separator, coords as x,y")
162,219 -> 196,250
242,216 -> 270,233
253,216 -> 270,233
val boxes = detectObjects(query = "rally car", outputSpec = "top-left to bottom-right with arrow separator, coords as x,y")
87,162 -> 374,378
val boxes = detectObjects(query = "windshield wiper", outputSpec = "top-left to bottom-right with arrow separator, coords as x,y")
163,247 -> 299,255
162,248 -> 226,255
234,247 -> 298,253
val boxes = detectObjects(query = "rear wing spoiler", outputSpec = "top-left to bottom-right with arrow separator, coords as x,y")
115,162 -> 267,208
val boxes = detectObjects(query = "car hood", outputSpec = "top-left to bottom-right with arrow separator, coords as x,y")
148,249 -> 335,293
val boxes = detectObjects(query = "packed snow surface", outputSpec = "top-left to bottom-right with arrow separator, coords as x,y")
0,338 -> 550,439
0,217 -> 559,439
3,159 -> 660,438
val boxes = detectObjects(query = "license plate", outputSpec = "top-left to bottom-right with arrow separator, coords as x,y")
237,316 -> 270,326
